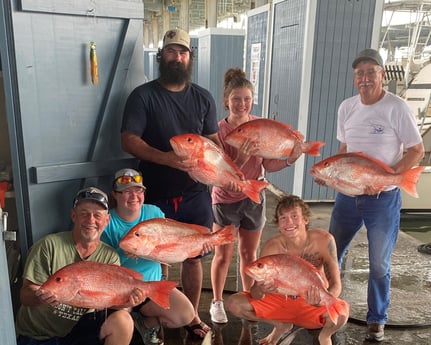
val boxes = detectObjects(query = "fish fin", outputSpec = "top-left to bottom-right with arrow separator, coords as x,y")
163,218 -> 211,235
134,253 -> 172,267
147,281 -> 178,309
350,152 -> 396,173
77,290 -> 115,304
301,141 -> 325,156
187,223 -> 212,235
151,243 -> 197,262
242,179 -> 269,203
399,166 -> 426,198
117,265 -> 144,281
290,129 -> 304,141
211,224 -> 236,245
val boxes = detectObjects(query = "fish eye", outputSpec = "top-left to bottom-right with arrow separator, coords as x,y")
324,162 -> 329,167
187,137 -> 193,143
134,232 -> 140,238
257,263 -> 264,268
55,277 -> 62,283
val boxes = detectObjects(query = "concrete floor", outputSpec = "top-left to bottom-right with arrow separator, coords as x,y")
159,188 -> 431,345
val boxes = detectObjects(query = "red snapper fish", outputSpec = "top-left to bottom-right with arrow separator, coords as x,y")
40,261 -> 177,309
169,133 -> 268,203
310,152 -> 425,198
224,118 -> 325,159
120,218 -> 236,264
245,253 -> 349,325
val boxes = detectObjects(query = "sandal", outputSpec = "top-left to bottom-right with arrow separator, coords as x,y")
417,243 -> 431,255
184,321 -> 211,340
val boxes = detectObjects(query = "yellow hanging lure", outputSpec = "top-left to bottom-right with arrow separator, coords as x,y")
90,41 -> 99,85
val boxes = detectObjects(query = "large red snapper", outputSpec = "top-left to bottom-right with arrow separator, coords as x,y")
245,253 -> 349,325
310,152 -> 425,198
119,218 -> 236,264
40,261 -> 177,309
224,118 -> 325,159
169,133 -> 268,203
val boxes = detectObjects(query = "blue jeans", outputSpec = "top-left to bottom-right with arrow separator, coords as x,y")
329,188 -> 401,324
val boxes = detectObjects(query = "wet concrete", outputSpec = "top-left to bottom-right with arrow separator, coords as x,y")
159,188 -> 431,345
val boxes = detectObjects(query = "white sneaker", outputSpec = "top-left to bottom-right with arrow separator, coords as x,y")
210,300 -> 228,323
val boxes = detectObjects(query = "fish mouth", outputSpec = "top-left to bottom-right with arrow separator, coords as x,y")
309,167 -> 320,176
309,168 -> 324,180
119,243 -> 137,253
169,137 -> 188,156
169,137 -> 179,149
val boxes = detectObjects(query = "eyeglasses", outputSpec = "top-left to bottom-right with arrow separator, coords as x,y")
73,190 -> 108,209
354,68 -> 382,79
115,175 -> 143,185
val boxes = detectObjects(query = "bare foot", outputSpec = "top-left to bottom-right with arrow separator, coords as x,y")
259,323 -> 293,345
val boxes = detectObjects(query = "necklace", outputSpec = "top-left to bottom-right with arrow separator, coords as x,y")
282,235 -> 308,258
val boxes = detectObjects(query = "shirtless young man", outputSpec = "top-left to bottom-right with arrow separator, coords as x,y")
226,195 -> 349,345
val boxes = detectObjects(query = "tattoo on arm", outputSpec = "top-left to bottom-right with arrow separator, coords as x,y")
325,238 -> 338,287
324,261 -> 332,284
328,238 -> 337,260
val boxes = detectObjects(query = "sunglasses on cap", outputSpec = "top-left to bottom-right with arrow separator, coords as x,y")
73,190 -> 108,209
115,175 -> 143,184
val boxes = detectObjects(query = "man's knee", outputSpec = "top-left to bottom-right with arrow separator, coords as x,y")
101,310 -> 134,339
226,293 -> 247,317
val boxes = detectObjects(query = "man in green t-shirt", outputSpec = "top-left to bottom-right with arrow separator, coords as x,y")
15,187 -> 145,345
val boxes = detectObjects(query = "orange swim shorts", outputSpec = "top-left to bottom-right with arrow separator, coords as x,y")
245,292 -> 329,329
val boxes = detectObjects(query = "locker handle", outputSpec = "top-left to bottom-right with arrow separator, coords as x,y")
1,210 -> 16,242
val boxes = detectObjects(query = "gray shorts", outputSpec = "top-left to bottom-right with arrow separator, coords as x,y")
212,193 -> 266,231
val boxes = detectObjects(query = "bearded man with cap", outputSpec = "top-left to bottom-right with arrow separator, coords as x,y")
314,48 -> 424,342
101,168 -> 195,345
16,187 -> 144,345
120,28 -> 216,340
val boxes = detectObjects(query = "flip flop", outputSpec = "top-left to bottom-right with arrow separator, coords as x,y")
276,326 -> 303,345
184,321 -> 211,340
417,243 -> 431,255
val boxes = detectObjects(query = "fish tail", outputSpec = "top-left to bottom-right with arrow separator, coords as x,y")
212,224 -> 236,245
147,281 -> 178,309
325,298 -> 350,325
399,166 -> 425,198
242,179 -> 269,203
302,141 -> 325,156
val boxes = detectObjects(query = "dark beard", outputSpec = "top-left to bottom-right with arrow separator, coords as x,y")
159,58 -> 193,85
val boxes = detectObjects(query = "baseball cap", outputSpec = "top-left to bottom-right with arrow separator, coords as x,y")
73,187 -> 108,210
162,29 -> 191,52
113,168 -> 146,192
352,49 -> 384,69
